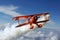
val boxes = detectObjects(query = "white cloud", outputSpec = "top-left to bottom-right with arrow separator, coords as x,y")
0,5 -> 21,17
16,29 -> 58,40
0,22 -> 38,40
0,18 -> 58,40
47,20 -> 54,25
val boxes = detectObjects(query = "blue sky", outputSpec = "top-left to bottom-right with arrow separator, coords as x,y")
0,0 -> 60,29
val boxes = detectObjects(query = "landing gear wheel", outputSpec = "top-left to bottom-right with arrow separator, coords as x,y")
38,24 -> 42,28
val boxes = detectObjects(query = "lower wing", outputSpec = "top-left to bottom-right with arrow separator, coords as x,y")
16,20 -> 48,28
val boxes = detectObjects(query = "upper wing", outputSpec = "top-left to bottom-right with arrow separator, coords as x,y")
33,12 -> 49,16
12,16 -> 31,21
12,12 -> 49,21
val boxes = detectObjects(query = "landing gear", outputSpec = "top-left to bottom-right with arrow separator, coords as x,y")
38,24 -> 42,28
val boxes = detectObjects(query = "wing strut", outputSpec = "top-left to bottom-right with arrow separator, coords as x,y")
18,19 -> 20,24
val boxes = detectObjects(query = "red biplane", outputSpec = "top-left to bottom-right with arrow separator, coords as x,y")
12,12 -> 49,29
